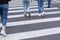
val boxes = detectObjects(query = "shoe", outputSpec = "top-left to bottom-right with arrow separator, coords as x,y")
27,13 -> 31,18
24,15 -> 27,17
0,30 -> 6,37
38,13 -> 41,16
47,6 -> 50,8
41,12 -> 46,17
47,5 -> 52,8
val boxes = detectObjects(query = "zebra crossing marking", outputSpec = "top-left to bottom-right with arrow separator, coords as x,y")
8,7 -> 59,13
7,11 -> 60,18
0,17 -> 60,27
3,27 -> 60,40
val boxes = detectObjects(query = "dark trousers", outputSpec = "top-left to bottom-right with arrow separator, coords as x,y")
0,4 -> 8,27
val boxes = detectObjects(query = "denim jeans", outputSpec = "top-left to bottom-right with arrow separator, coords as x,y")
37,0 -> 44,13
0,4 -> 8,27
23,0 -> 30,15
48,0 -> 51,7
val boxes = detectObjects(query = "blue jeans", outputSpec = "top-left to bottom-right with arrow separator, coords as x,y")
0,4 -> 8,27
23,0 -> 30,15
48,0 -> 51,7
37,0 -> 44,13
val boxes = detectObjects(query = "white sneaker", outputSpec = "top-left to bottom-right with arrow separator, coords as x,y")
1,30 -> 6,37
42,12 -> 44,14
38,13 -> 41,16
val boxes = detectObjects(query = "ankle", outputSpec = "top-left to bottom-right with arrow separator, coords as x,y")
2,26 -> 6,30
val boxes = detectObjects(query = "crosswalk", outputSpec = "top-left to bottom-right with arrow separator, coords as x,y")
0,1 -> 60,40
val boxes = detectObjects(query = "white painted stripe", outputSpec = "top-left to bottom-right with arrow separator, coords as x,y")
4,27 -> 60,40
9,5 -> 48,10
9,5 -> 37,10
8,7 -> 59,13
8,11 -> 60,18
52,1 -> 60,3
0,7 -> 59,19
0,17 -> 60,27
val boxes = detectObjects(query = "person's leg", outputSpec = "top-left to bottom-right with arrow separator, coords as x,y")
40,0 -> 45,16
37,0 -> 41,14
37,0 -> 42,16
26,0 -> 30,17
47,0 -> 51,8
41,0 -> 44,13
23,0 -> 30,17
0,5 -> 2,24
23,0 -> 27,17
1,4 -> 8,36
37,0 -> 45,16
26,0 -> 30,11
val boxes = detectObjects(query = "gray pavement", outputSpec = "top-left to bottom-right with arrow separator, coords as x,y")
0,0 -> 60,40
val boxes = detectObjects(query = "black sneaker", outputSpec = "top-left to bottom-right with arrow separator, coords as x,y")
28,13 -> 31,18
47,6 -> 50,8
24,15 -> 27,17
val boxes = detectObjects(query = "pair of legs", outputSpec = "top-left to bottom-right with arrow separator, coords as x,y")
47,0 -> 51,8
37,0 -> 45,16
23,0 -> 30,17
0,4 -> 8,36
